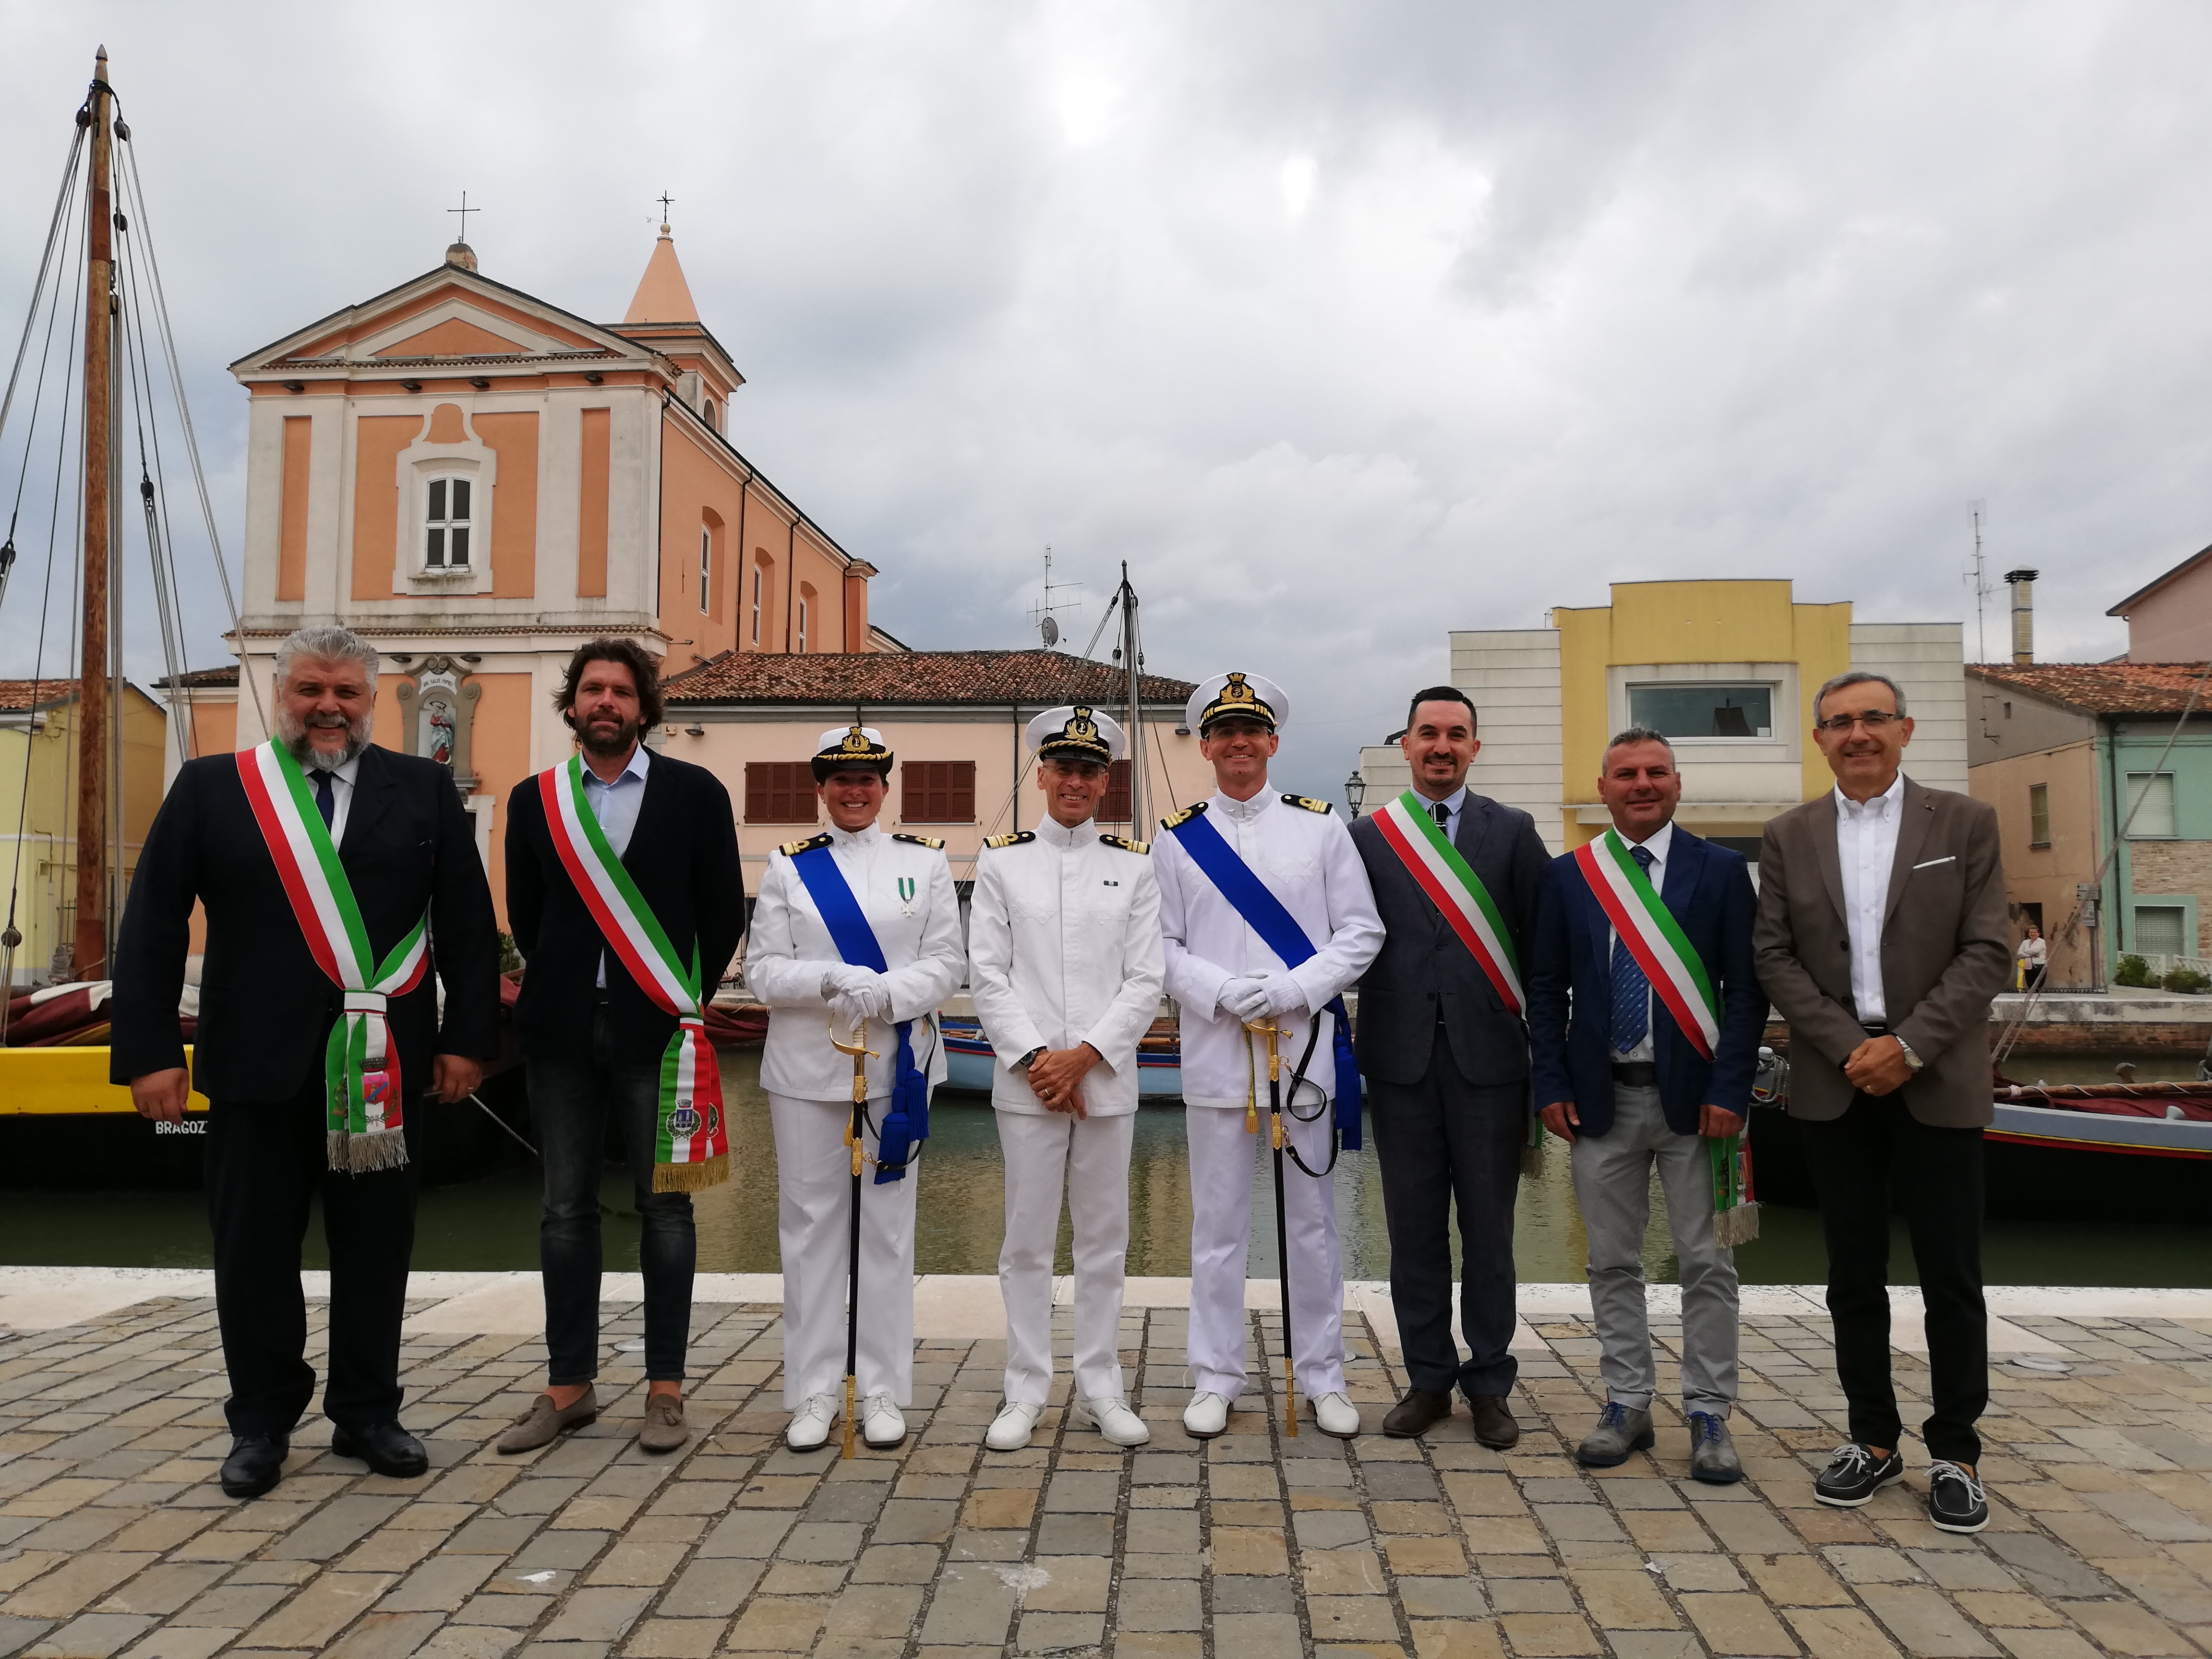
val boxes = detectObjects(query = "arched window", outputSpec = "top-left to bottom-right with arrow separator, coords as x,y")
698,526 -> 711,615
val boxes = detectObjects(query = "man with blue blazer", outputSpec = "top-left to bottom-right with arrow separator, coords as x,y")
1527,726 -> 1763,1482
1350,686 -> 1550,1446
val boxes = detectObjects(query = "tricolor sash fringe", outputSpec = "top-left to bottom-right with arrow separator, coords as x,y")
236,743 -> 427,1173
538,756 -> 729,1193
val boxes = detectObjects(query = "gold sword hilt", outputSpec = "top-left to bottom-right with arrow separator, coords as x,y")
1244,1017 -> 1282,1083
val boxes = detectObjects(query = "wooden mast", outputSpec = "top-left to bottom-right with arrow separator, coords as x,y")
72,47 -> 113,977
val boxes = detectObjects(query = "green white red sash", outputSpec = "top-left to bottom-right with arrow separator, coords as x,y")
1572,829 -> 1719,1059
1370,790 -> 1523,1015
537,754 -> 729,1192
235,742 -> 426,1172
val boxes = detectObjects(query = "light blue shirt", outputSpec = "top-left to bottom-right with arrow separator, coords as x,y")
1414,785 -> 1467,844
582,744 -> 650,987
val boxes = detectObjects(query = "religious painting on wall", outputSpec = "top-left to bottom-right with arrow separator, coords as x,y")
395,657 -> 481,793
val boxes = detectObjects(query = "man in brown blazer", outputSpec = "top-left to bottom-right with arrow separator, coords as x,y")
1755,670 -> 2010,1536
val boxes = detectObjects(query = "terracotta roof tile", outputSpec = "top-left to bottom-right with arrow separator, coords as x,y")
0,679 -> 79,711
663,649 -> 1197,708
1967,661 -> 2212,715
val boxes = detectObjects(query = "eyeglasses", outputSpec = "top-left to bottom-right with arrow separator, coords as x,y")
1815,710 -> 1902,733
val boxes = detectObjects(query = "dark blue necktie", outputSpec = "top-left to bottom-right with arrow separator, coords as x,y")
314,770 -> 335,830
1609,843 -> 1656,1053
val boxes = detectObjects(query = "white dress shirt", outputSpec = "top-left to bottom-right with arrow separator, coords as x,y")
968,815 -> 1166,1117
579,745 -> 651,988
1836,773 -> 1905,1024
305,751 -> 362,847
1606,819 -> 1674,1063
1154,787 -> 1384,1109
746,820 -> 965,1099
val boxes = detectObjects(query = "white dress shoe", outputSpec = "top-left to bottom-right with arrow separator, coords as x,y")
786,1394 -> 837,1452
1074,1397 -> 1151,1447
1182,1390 -> 1231,1438
861,1393 -> 907,1449
984,1400 -> 1044,1452
1310,1390 -> 1361,1439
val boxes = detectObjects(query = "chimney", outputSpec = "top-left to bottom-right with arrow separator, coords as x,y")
2004,568 -> 2038,664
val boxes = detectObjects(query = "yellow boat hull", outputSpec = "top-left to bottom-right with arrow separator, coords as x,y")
0,1046 -> 209,1116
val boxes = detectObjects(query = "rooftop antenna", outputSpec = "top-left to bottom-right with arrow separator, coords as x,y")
1965,502 -> 1996,663
1029,545 -> 1082,648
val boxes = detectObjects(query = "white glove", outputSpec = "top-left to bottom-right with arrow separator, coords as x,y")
830,978 -> 891,1028
818,964 -> 873,1001
1218,975 -> 1274,1024
1265,975 -> 1310,1020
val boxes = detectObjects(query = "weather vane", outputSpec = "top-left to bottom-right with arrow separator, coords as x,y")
447,190 -> 477,242
657,191 -> 674,230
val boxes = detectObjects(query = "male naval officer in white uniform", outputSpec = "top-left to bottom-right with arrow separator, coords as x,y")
1154,671 -> 1384,1439
745,725 -> 966,1453
969,706 -> 1166,1452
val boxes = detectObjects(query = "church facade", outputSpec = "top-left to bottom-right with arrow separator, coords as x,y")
185,228 -> 885,902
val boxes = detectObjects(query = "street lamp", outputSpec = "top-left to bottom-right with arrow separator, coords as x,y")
1344,769 -> 1366,819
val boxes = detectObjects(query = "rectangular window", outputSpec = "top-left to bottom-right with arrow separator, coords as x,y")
2135,904 -> 2187,958
2125,772 -> 2177,838
1101,759 -> 1132,823
797,599 -> 809,654
699,528 -> 711,615
425,476 -> 472,569
901,760 -> 976,824
1627,683 -> 1772,740
751,566 -> 763,646
743,762 -> 817,824
2028,782 -> 2051,849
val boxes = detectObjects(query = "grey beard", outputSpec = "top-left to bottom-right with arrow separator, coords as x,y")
278,714 -> 372,772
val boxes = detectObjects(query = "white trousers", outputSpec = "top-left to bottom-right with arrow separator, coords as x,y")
1186,1103 -> 1346,1398
996,1110 -> 1136,1407
769,1091 -> 918,1409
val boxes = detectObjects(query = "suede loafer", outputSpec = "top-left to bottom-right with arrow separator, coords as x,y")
638,1393 -> 687,1454
497,1387 -> 601,1455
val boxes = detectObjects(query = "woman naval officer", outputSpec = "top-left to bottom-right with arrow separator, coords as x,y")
745,725 -> 965,1452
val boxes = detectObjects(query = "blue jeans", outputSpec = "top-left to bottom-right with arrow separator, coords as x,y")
528,1008 -> 696,1385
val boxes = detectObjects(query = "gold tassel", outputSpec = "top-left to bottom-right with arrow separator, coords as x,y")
654,1153 -> 730,1194
1712,1201 -> 1761,1248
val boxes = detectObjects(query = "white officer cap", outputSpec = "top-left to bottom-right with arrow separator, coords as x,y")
812,724 -> 893,781
1186,670 -> 1288,735
1025,705 -> 1126,765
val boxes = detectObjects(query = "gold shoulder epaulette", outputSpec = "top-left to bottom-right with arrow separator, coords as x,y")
1283,793 -> 1334,814
1100,834 -> 1150,854
892,832 -> 947,850
1162,801 -> 1207,830
984,831 -> 1035,850
779,832 -> 832,857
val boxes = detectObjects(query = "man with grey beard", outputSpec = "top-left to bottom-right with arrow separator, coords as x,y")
112,625 -> 499,1499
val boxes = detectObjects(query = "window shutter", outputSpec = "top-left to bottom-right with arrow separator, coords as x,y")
1102,760 -> 1131,823
901,761 -> 976,823
745,762 -> 817,824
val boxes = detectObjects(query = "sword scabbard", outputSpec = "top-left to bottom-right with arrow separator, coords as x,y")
842,1377 -> 856,1460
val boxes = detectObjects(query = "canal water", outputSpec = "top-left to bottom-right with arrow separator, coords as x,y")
3,1051 -> 2207,1286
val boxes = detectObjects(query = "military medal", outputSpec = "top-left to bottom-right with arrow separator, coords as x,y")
897,875 -> 917,915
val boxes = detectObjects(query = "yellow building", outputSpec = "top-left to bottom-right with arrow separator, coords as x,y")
0,680 -> 169,986
1358,580 -> 1968,858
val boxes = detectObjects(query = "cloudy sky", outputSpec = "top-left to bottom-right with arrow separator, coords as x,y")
5,1 -> 2212,802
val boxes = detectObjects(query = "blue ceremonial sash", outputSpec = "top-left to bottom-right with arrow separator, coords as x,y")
790,845 -> 929,1183
1166,810 -> 1363,1150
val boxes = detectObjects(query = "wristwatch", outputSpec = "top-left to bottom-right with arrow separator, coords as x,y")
1893,1035 -> 1924,1072
1017,1046 -> 1045,1070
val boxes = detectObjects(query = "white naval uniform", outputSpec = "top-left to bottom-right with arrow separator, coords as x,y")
1154,789 -> 1384,1399
746,822 -> 964,1409
968,816 -> 1165,1407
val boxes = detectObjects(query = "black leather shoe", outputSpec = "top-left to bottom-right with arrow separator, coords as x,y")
1465,1393 -> 1521,1450
331,1421 -> 429,1479
219,1434 -> 289,1499
1382,1388 -> 1455,1439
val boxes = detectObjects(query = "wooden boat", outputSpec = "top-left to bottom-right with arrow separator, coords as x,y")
938,1014 -> 1185,1099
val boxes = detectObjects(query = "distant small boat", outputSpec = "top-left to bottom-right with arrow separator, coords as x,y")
939,1015 -> 1184,1099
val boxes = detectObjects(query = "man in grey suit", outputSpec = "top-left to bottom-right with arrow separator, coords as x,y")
1350,687 -> 1550,1444
1756,670 -> 2010,1535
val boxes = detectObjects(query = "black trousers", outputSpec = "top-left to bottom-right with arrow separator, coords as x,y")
1368,1025 -> 1527,1398
205,1075 -> 418,1438
1801,1091 -> 1987,1464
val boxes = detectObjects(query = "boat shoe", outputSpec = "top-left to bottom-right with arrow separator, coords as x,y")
1073,1396 -> 1151,1447
497,1387 -> 600,1455
985,1400 -> 1045,1451
1814,1443 -> 1906,1507
1927,1460 -> 1990,1534
1575,1402 -> 1655,1467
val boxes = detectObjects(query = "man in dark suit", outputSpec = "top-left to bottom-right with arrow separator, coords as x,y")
498,639 -> 744,1456
1756,670 -> 2010,1534
1349,686 -> 1550,1445
113,625 -> 500,1499
1527,728 -> 1764,1483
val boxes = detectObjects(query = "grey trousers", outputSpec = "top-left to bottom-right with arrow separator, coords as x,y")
1569,1083 -> 1739,1416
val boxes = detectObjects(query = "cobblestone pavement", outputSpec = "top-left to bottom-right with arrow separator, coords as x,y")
2,1296 -> 2210,1659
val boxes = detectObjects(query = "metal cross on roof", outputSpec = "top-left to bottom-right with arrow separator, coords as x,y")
447,190 -> 477,242
657,191 -> 674,229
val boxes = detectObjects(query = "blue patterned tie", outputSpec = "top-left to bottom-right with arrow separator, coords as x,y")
314,770 -> 336,830
1609,844 -> 1655,1053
